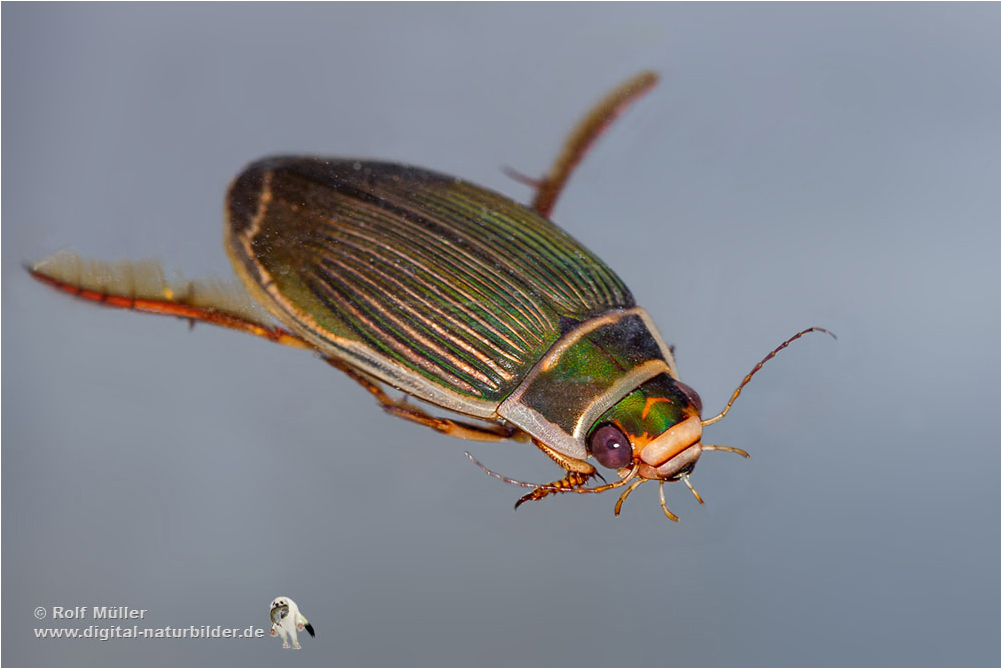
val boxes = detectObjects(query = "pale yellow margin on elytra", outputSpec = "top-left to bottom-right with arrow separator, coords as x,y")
222,174 -> 504,421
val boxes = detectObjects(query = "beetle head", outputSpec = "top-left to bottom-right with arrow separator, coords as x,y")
473,329 -> 832,521
585,373 -> 707,483
579,328 -> 833,519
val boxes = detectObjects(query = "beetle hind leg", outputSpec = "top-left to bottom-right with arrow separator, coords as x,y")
528,71 -> 659,218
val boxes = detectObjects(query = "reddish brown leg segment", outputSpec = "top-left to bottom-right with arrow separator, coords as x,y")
322,357 -> 521,443
28,265 -> 310,349
532,71 -> 659,218
513,438 -> 600,508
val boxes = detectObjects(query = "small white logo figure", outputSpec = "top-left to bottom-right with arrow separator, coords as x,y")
269,597 -> 315,649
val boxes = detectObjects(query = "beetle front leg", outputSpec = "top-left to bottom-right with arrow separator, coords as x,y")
323,357 -> 522,443
514,439 -> 600,509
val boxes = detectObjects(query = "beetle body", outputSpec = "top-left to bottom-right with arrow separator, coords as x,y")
225,158 -> 708,491
30,73 -> 831,519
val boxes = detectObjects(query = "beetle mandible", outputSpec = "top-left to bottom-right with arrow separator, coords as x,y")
30,71 -> 833,520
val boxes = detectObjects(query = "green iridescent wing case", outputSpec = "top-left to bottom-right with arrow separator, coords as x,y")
225,158 -> 634,415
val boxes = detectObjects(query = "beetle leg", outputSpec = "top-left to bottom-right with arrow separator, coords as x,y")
501,165 -> 543,188
530,71 -> 659,218
384,402 -> 520,442
28,255 -> 311,350
531,437 -> 596,474
514,471 -> 596,509
322,357 -> 521,443
513,438 -> 600,508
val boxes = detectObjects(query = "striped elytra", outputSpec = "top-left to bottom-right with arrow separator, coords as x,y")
224,157 -> 634,403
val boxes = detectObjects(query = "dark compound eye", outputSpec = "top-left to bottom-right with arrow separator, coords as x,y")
587,423 -> 633,470
674,380 -> 703,415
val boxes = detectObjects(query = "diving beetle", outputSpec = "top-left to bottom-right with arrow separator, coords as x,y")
29,71 -> 833,520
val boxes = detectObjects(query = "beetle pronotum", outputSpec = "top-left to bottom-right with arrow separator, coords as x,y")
29,71 -> 833,521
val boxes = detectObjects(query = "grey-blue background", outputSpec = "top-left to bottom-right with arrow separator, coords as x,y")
3,4 -> 998,667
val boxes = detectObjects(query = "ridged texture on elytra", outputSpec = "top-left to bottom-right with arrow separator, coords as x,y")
226,157 -> 634,402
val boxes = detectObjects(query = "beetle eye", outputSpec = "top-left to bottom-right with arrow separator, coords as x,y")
587,424 -> 633,469
674,381 -> 703,415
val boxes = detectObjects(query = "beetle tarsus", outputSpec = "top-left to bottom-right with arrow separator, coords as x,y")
468,454 -> 642,508
514,470 -> 598,510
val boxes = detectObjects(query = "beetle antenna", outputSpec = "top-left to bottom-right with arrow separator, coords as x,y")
702,327 -> 836,426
